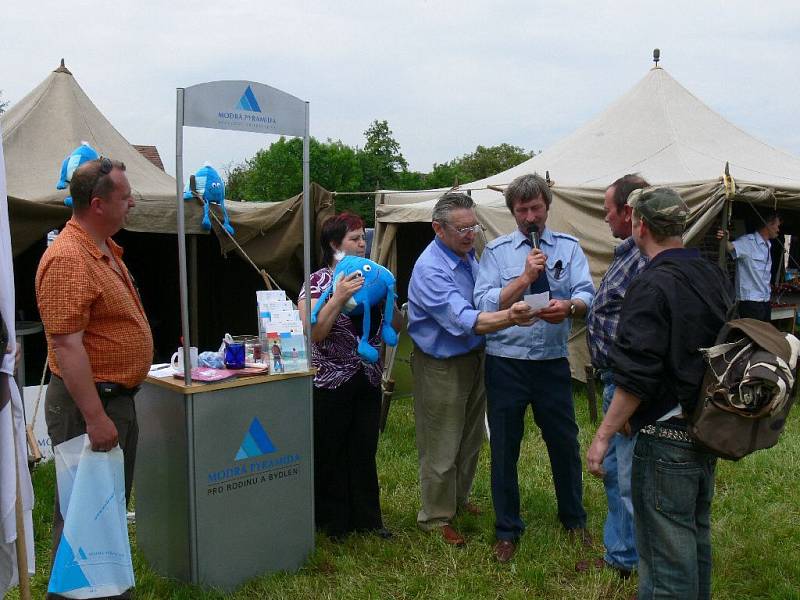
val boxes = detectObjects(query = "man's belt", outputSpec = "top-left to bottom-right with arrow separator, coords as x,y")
96,382 -> 140,399
639,422 -> 692,443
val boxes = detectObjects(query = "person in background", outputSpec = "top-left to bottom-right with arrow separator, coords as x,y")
583,174 -> 650,578
588,187 -> 729,599
717,209 -> 782,322
298,212 -> 401,540
36,158 -> 153,600
474,173 -> 595,563
407,193 -> 536,547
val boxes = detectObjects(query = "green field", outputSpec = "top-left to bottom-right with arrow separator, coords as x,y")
11,353 -> 800,599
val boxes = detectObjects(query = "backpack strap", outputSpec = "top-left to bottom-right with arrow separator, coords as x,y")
654,262 -> 735,325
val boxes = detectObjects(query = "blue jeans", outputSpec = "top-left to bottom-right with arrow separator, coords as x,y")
599,370 -> 638,570
632,432 -> 716,599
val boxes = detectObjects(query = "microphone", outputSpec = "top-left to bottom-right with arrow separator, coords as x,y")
527,223 -> 540,249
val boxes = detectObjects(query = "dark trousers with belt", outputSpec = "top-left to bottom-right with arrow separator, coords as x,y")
486,355 -> 586,541
313,370 -> 383,538
737,300 -> 771,322
45,374 -> 138,600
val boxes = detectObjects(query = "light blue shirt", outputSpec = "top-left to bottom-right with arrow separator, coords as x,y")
474,228 -> 595,360
407,238 -> 483,359
732,232 -> 772,302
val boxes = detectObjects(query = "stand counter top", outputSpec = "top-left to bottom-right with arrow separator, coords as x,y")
144,369 -> 315,395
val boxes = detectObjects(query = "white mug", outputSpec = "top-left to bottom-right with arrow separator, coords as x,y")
171,346 -> 199,371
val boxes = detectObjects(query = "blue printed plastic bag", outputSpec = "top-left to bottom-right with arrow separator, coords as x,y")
48,434 -> 135,598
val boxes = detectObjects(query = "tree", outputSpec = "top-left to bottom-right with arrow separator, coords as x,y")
421,144 -> 533,189
359,120 -> 408,191
458,144 -> 534,180
226,136 -> 362,203
0,91 -> 9,115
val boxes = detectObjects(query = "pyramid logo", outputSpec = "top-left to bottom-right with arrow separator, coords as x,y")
236,85 -> 262,112
49,536 -> 91,593
235,417 -> 276,460
77,547 -> 88,560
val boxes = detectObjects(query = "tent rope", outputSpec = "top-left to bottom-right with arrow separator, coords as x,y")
207,207 -> 282,290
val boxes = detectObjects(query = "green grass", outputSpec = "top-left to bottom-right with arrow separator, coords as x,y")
11,376 -> 800,599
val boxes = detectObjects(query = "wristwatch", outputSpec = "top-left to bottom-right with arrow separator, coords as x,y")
569,301 -> 577,316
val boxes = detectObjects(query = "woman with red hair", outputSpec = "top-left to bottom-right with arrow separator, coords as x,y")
299,212 -> 397,540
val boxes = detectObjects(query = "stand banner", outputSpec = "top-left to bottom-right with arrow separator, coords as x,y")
183,80 -> 305,137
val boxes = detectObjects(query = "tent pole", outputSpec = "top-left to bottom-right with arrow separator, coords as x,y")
719,163 -> 734,270
10,376 -> 31,600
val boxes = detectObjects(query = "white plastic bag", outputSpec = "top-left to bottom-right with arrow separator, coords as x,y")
48,434 -> 135,598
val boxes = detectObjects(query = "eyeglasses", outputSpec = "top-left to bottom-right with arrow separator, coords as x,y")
445,222 -> 484,237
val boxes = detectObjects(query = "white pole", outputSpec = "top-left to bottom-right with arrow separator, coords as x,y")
301,101 -> 314,550
175,89 -> 193,385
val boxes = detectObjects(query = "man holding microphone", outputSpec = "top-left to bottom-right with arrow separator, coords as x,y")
474,173 -> 595,562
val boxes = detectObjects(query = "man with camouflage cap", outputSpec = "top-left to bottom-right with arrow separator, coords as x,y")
587,187 -> 730,599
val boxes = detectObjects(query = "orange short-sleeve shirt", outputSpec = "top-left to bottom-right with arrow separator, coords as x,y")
36,218 -> 153,388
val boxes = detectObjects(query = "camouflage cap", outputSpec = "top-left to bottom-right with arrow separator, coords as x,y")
627,187 -> 689,236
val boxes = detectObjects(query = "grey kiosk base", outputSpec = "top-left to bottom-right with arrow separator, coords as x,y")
135,371 -> 314,591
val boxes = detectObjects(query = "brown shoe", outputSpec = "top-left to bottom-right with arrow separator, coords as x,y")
567,527 -> 594,548
493,539 -> 517,563
440,524 -> 465,546
575,557 -> 605,573
459,501 -> 481,516
575,557 -> 632,579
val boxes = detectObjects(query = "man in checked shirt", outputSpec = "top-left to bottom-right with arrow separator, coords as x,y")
37,158 -> 152,600
583,174 -> 649,579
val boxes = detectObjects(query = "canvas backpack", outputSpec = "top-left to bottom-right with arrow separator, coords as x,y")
658,262 -> 799,460
692,318 -> 800,460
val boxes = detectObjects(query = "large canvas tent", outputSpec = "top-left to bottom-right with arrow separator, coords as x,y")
372,64 -> 800,378
2,62 -> 334,366
2,61 -> 334,270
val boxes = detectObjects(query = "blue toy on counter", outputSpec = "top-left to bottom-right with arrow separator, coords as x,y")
310,256 -> 398,363
183,163 -> 234,235
56,142 -> 99,207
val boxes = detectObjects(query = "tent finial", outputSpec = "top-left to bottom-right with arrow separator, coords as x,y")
54,59 -> 72,75
653,48 -> 661,68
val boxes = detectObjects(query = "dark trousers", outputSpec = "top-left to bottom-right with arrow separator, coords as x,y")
737,300 -> 771,322
313,370 -> 383,537
45,375 -> 138,600
486,355 -> 586,541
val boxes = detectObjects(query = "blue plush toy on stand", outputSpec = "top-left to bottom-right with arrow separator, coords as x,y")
310,256 -> 398,363
56,142 -> 99,206
183,163 -> 234,234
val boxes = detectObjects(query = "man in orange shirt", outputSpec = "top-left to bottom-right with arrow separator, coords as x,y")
36,158 -> 152,600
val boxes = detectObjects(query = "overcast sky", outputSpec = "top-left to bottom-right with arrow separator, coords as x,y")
2,1 -> 799,182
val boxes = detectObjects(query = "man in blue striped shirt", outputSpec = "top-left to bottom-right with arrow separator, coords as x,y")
585,174 -> 649,578
407,193 -> 535,546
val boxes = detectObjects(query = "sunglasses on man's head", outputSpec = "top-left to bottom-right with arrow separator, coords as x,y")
89,157 -> 123,198
98,157 -> 113,175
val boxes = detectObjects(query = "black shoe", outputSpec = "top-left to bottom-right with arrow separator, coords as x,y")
374,527 -> 394,540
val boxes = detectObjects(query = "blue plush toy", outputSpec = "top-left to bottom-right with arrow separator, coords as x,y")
310,256 -> 398,363
183,163 -> 234,235
56,142 -> 99,206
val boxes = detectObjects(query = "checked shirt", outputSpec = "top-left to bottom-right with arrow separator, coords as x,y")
586,237 -> 646,369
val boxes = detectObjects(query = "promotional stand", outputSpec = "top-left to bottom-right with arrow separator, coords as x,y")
135,81 -> 314,590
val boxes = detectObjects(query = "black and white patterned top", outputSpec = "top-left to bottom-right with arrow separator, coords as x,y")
299,267 -> 383,390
